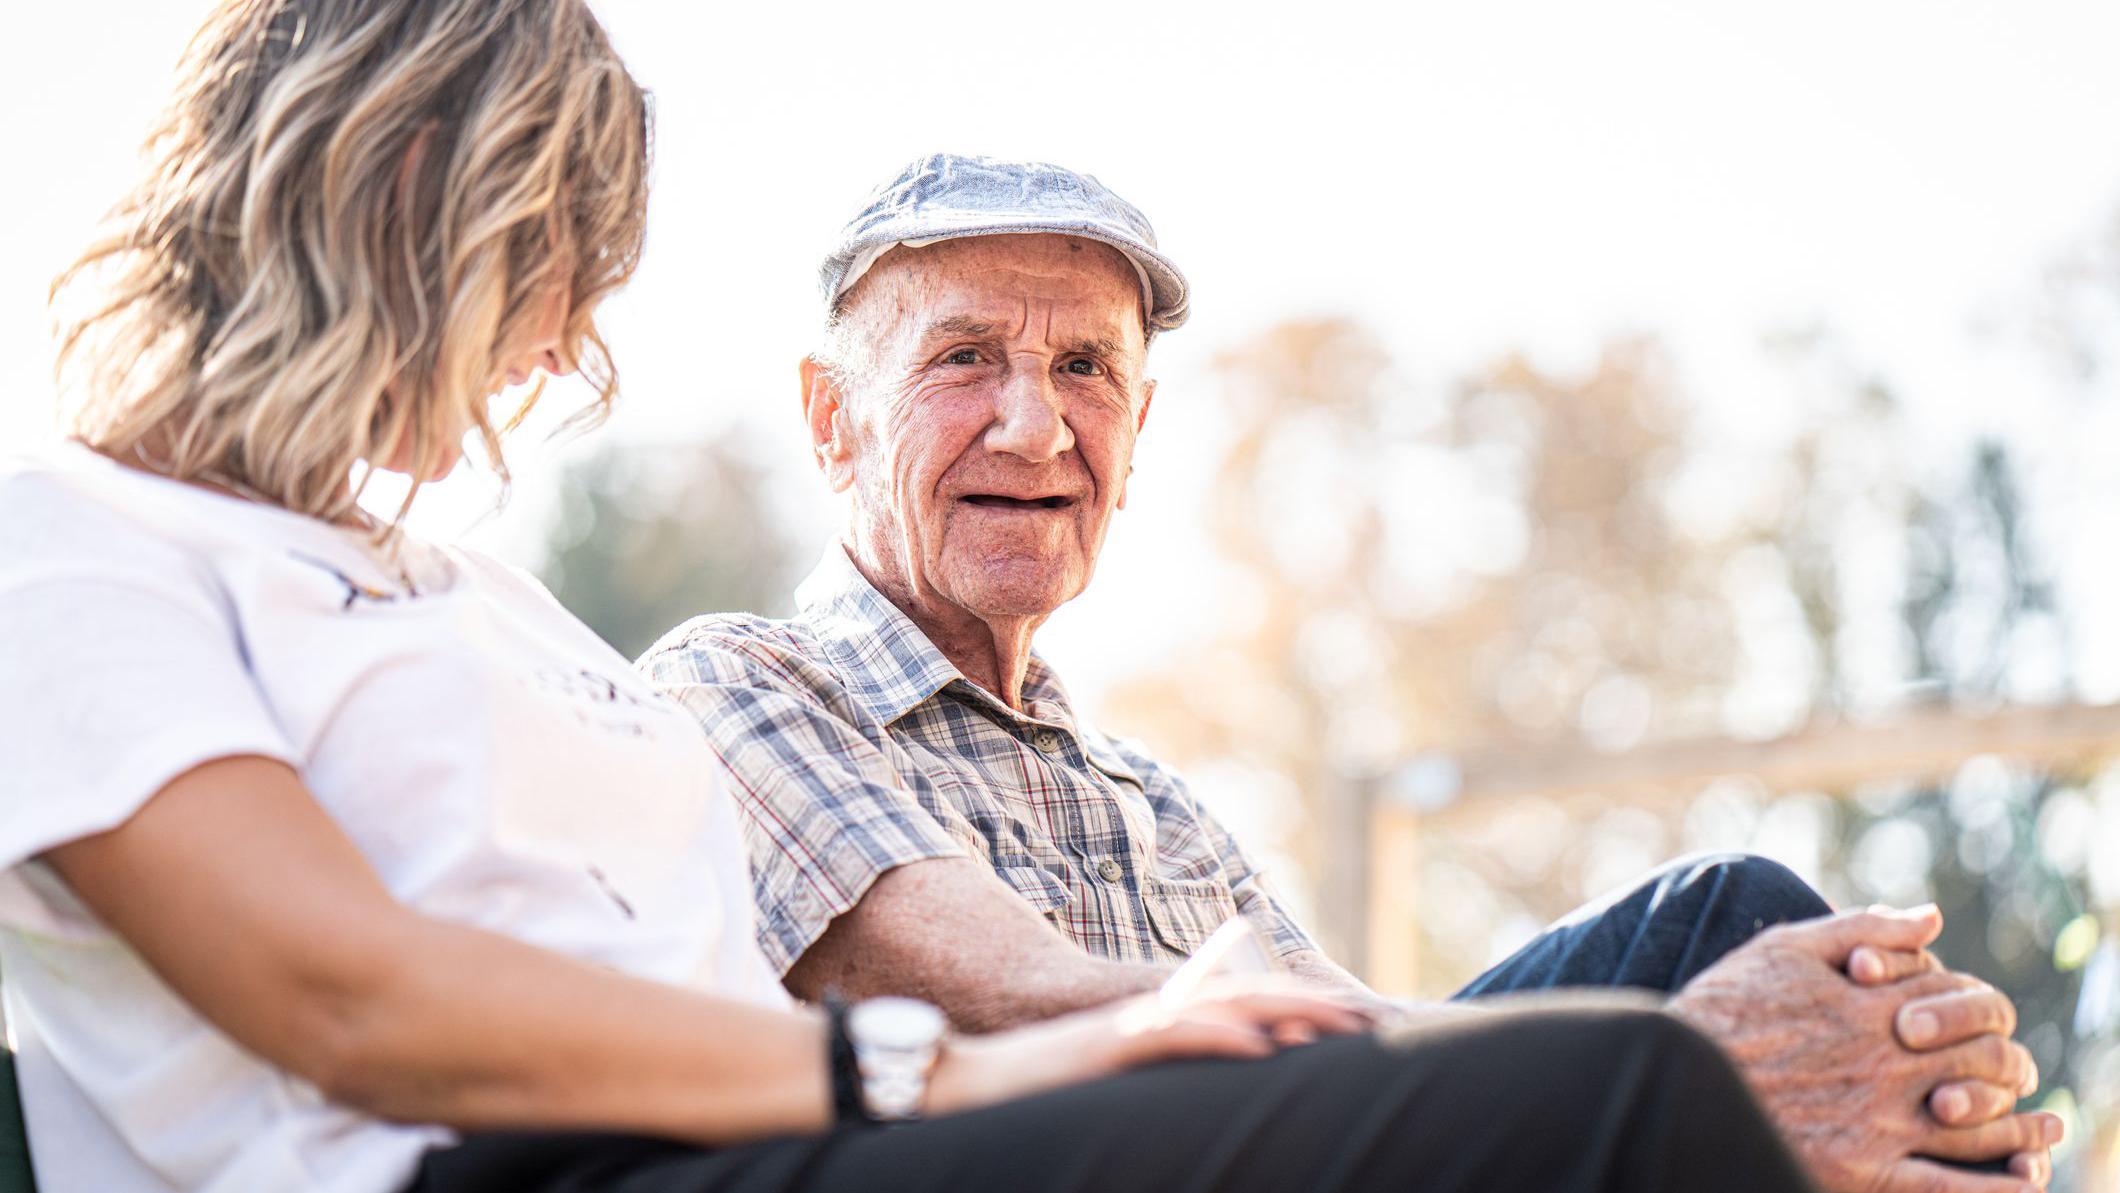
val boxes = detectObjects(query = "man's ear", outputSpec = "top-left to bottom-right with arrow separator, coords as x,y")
800,356 -> 857,493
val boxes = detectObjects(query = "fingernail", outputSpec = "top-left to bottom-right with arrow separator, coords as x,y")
1903,1010 -> 1938,1045
1936,1087 -> 1970,1121
2046,1115 -> 2064,1145
1851,948 -> 1879,981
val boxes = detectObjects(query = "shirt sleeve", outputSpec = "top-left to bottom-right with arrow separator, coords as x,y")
0,485 -> 298,937
640,625 -> 968,974
1122,744 -> 1323,961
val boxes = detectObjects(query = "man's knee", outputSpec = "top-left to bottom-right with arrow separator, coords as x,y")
1687,847 -> 1823,923
1661,851 -> 1832,926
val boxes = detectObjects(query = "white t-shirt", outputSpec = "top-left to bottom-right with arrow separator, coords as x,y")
0,443 -> 792,1193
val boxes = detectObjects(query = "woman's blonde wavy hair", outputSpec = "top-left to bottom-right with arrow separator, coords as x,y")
53,0 -> 650,526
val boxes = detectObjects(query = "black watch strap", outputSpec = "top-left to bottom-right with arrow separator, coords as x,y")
823,992 -> 876,1127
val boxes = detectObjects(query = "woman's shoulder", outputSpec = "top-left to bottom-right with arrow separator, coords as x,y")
0,443 -> 189,558
0,442 -> 294,588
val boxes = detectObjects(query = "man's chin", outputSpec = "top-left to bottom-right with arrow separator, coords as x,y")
942,562 -> 1082,621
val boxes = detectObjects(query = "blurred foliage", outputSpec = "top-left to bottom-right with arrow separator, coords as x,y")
2038,205 -> 2120,386
1111,324 -> 1735,761
1105,320 -> 2118,1187
538,438 -> 806,660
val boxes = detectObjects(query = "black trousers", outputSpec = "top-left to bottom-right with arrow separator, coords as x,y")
411,854 -> 1819,1193
411,1002 -> 1809,1193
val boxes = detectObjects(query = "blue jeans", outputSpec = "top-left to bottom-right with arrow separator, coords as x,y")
1451,851 -> 1833,999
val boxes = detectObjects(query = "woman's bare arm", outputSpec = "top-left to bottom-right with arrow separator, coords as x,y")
45,754 -> 837,1144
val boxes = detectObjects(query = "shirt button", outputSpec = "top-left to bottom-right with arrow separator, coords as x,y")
1032,730 -> 1064,753
1096,858 -> 1124,882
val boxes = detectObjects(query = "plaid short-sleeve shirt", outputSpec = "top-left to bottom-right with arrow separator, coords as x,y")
638,547 -> 1320,975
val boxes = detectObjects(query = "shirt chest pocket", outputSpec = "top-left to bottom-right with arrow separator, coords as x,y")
1142,878 -> 1242,957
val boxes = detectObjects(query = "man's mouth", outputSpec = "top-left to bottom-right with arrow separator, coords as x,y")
959,494 -> 1075,511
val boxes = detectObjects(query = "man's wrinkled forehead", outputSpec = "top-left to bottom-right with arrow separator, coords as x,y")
850,235 -> 1150,354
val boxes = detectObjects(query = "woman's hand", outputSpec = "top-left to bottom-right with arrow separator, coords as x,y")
926,978 -> 1372,1117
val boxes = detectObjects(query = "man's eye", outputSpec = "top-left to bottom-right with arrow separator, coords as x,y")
944,349 -> 980,365
1064,358 -> 1101,376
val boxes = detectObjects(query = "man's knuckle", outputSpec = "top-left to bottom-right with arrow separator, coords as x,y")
1850,909 -> 1892,934
2011,1042 -> 2038,1084
1979,1034 -> 2015,1067
1900,973 -> 1960,1002
1991,996 -> 2017,1036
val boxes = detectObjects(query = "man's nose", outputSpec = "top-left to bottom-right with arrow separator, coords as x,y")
984,363 -> 1074,462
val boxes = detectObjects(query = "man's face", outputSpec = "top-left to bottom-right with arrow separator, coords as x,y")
816,234 -> 1154,622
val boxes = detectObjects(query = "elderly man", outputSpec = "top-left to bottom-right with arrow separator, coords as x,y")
642,154 -> 2058,1192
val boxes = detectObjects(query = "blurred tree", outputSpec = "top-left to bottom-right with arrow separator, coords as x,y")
2037,205 -> 2120,386
537,438 -> 807,660
1105,321 -> 1739,964
1853,441 -> 2106,1187
1103,316 -> 2116,1187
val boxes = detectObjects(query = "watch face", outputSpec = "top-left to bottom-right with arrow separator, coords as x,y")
848,996 -> 947,1051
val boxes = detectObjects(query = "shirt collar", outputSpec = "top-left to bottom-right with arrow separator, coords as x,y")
797,544 -> 1066,728
791,547 -> 1140,785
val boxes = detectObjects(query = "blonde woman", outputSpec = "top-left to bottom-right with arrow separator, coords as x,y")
0,3 -> 1821,1192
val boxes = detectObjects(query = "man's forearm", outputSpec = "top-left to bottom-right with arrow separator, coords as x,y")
882,946 -> 1170,1032
784,859 -> 1424,1032
783,857 -> 1171,1031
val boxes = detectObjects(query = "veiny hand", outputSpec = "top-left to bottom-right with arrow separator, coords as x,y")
925,977 -> 1371,1117
1668,905 -> 2062,1193
1847,942 -> 2050,1186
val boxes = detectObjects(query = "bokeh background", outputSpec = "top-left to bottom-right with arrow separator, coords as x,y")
7,1 -> 2120,1185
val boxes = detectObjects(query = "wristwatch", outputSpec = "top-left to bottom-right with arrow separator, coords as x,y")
828,995 -> 947,1123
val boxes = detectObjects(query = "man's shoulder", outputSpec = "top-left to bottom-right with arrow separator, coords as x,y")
636,610 -> 837,691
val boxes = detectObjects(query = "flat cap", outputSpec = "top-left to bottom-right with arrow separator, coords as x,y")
819,152 -> 1190,333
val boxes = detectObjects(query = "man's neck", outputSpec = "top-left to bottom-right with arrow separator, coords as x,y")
842,543 -> 1044,711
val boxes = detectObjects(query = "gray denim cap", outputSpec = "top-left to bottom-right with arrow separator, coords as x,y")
820,153 -> 1190,333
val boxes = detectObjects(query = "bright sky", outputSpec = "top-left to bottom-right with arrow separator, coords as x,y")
7,0 -> 2120,706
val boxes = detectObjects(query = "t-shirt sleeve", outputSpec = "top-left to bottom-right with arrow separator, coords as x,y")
0,479 -> 298,936
640,625 -> 967,975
